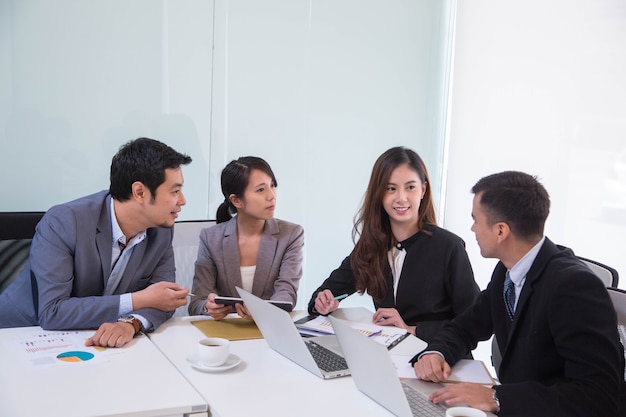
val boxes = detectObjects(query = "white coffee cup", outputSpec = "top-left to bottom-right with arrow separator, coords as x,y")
445,406 -> 487,417
197,337 -> 230,366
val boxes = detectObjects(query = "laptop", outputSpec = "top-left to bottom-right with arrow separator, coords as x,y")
236,287 -> 350,379
328,315 -> 449,417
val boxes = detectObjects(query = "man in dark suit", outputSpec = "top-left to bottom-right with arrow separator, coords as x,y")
0,138 -> 192,348
411,171 -> 624,417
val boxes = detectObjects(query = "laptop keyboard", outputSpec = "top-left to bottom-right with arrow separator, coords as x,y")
402,382 -> 445,417
305,340 -> 348,372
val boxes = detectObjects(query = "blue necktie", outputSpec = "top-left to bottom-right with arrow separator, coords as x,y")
503,271 -> 516,320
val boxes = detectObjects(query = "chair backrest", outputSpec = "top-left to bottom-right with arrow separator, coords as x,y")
171,220 -> 215,316
0,212 -> 46,293
607,288 -> 626,382
578,256 -> 619,287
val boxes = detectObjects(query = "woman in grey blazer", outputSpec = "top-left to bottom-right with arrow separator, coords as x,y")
188,157 -> 303,319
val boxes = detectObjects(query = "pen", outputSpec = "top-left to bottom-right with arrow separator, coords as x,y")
167,288 -> 195,297
368,329 -> 383,338
333,293 -> 349,301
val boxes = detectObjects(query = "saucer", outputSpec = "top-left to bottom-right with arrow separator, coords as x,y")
186,353 -> 242,372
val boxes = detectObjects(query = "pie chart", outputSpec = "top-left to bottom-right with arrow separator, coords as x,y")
56,351 -> 95,362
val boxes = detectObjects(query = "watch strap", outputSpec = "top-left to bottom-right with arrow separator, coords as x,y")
118,316 -> 141,335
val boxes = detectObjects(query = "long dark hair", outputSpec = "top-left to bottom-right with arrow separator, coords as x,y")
351,147 -> 436,302
215,156 -> 277,223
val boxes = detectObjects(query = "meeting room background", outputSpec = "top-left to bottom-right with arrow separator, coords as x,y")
1,0 -> 624,375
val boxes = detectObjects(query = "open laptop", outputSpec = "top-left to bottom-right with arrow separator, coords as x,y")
236,287 -> 350,379
328,315 -> 449,417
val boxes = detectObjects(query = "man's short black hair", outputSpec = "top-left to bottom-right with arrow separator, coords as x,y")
109,137 -> 192,201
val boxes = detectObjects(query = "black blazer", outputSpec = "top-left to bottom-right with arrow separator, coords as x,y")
308,224 -> 480,344
420,238 -> 624,417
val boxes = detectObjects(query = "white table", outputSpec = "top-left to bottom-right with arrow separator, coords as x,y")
0,326 -> 208,417
148,310 -> 429,417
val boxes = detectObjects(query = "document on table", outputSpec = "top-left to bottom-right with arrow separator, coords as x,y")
296,316 -> 409,349
7,330 -> 119,368
393,356 -> 495,385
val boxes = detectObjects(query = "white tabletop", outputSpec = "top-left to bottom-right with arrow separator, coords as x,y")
0,326 -> 208,417
148,310 -> 428,417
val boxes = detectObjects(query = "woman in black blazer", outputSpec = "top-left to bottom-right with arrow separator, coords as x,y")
308,147 -> 480,344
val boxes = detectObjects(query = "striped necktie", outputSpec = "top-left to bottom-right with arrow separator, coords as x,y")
503,271 -> 516,320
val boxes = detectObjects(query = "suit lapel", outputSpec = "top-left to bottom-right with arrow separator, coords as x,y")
223,218 -> 242,295
501,238 -> 560,359
96,195 -> 113,288
252,219 -> 278,297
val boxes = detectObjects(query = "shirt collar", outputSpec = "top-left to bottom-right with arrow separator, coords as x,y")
508,236 -> 545,286
395,224 -> 432,251
110,198 -> 146,248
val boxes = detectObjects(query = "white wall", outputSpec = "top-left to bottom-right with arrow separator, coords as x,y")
445,0 -> 626,373
0,0 -> 455,312
208,0 -> 455,309
0,0 -> 213,218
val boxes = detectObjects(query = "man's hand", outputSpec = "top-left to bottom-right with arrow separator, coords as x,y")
85,322 -> 135,348
429,383 -> 499,413
413,353 -> 452,382
132,281 -> 189,311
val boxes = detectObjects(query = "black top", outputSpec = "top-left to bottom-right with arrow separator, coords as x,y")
307,223 -> 480,344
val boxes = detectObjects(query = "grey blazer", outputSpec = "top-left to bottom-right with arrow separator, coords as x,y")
0,190 -> 176,330
188,217 -> 304,315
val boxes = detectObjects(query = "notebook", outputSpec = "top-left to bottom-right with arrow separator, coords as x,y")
328,315 -> 449,417
236,287 -> 350,379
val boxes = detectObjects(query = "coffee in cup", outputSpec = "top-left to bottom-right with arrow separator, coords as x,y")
197,337 -> 230,366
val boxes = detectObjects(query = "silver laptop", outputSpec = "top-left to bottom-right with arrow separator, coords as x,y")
236,287 -> 350,379
328,315 -> 448,417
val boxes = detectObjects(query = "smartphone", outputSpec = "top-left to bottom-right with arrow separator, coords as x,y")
214,296 -> 294,312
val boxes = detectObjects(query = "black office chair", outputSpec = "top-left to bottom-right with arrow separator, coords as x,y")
0,212 -> 45,293
491,256 -> 620,377
607,287 -> 626,382
578,256 -> 619,288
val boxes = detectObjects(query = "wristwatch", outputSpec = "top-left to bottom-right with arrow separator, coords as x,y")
118,315 -> 142,335
492,388 -> 501,414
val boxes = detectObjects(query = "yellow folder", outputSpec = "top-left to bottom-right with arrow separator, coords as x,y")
191,318 -> 263,341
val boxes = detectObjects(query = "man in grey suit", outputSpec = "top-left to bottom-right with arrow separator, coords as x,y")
0,138 -> 193,348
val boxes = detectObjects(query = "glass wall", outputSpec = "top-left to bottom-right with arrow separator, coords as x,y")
0,0 -> 455,310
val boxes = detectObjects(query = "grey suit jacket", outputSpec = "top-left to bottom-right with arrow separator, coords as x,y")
0,190 -> 176,330
188,217 -> 304,315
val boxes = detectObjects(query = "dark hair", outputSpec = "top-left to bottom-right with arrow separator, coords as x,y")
351,147 -> 437,302
216,156 -> 277,223
471,171 -> 550,241
109,138 -> 192,201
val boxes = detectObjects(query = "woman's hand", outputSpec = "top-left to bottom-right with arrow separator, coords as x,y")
372,307 -> 410,332
235,302 -> 253,320
204,293 -> 232,320
314,289 -> 340,315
